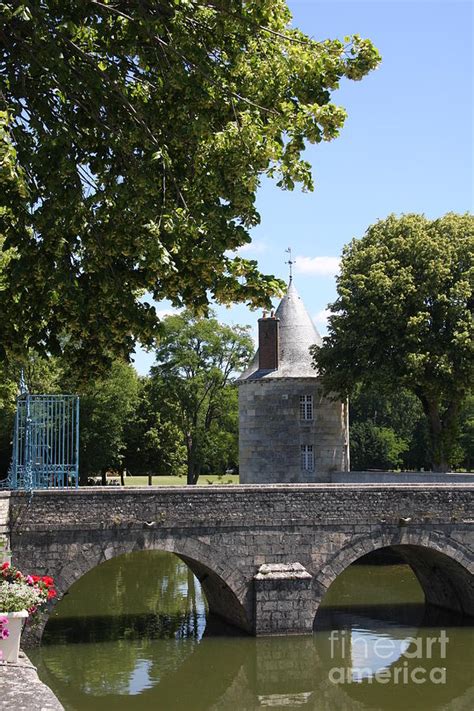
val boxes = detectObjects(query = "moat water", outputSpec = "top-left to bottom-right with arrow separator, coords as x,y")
29,551 -> 473,711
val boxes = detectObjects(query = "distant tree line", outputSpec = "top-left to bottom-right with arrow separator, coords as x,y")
0,311 -> 253,485
0,336 -> 472,485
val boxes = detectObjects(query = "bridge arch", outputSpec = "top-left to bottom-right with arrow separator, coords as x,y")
27,535 -> 252,645
312,530 -> 474,620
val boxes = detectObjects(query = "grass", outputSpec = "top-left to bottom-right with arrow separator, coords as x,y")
123,474 -> 239,487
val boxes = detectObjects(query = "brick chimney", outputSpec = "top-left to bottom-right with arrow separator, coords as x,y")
258,312 -> 279,370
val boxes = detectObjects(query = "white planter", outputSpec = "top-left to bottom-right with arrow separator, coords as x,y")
0,610 -> 28,663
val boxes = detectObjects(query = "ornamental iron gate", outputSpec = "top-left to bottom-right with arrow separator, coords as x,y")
7,393 -> 79,490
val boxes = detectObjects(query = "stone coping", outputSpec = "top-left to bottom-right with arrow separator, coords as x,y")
2,481 -> 474,498
0,650 -> 63,710
255,563 -> 312,580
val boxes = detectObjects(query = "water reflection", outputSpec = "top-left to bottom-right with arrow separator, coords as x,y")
29,551 -> 474,711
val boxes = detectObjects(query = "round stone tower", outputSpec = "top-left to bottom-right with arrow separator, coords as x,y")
237,280 -> 349,483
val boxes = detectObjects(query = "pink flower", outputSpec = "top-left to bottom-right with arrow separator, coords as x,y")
26,575 -> 34,584
0,617 -> 8,641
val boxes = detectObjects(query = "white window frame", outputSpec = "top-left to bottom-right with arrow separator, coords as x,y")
300,445 -> 314,472
299,394 -> 313,421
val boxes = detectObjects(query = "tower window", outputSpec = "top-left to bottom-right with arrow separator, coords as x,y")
299,395 -> 313,421
300,445 -> 314,471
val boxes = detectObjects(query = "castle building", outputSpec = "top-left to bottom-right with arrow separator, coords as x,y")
237,280 -> 349,483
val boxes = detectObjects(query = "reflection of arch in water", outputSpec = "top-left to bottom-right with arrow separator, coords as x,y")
30,537 -> 252,644
36,617 -> 251,711
315,603 -> 474,711
313,537 -> 474,711
37,608 -> 474,711
312,533 -> 474,620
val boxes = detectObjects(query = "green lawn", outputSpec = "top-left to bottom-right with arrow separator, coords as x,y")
123,474 -> 239,487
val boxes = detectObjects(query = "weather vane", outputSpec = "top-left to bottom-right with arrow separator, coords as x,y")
285,247 -> 294,283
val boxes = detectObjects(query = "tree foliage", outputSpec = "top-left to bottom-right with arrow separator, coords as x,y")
0,352 -> 67,478
350,422 -> 408,471
122,377 -> 186,477
459,393 -> 474,471
313,213 -> 474,471
349,385 -> 427,471
77,360 -> 139,481
0,1 -> 379,369
150,310 -> 253,484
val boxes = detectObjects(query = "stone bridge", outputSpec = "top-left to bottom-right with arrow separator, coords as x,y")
2,484 -> 473,643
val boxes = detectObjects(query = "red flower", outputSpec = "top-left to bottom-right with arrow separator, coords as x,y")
47,588 -> 57,599
42,576 -> 54,587
31,575 -> 41,583
0,562 -> 9,571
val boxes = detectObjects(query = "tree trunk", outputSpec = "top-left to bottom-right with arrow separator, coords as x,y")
186,432 -> 198,485
186,459 -> 199,485
421,397 -> 460,472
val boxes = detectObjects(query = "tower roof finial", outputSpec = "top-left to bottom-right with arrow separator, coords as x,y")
285,247 -> 294,283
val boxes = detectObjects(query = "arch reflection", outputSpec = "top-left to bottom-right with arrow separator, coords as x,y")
30,551 -> 474,711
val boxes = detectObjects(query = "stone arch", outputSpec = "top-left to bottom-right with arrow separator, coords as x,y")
312,530 -> 474,620
25,533 -> 252,645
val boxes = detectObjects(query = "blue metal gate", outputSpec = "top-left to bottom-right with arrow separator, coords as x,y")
8,394 -> 79,490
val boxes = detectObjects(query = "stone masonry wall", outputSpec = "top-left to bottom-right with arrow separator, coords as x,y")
0,490 -> 10,558
4,484 -> 474,640
239,379 -> 348,483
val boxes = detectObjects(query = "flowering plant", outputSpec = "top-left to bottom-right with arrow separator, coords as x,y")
0,562 -> 56,619
0,616 -> 8,662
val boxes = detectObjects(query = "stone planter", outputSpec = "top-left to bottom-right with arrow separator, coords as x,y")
0,610 -> 28,663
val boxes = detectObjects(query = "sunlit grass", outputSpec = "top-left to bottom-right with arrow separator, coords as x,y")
123,474 -> 239,486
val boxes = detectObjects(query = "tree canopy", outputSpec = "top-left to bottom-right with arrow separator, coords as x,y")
0,1 -> 379,369
312,212 -> 474,471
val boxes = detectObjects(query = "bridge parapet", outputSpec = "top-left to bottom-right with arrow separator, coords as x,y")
5,483 -> 474,531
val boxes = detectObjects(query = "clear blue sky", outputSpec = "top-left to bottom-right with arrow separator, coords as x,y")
134,0 -> 473,375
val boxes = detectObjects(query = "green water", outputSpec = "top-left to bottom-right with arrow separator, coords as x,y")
29,551 -> 474,711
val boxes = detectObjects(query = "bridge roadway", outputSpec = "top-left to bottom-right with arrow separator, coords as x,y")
2,483 -> 473,643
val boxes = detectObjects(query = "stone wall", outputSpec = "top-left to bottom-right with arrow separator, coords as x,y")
238,380 -> 348,483
332,471 -> 474,484
4,484 -> 474,641
0,490 -> 10,561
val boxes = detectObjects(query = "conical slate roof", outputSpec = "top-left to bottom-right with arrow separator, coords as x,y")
239,280 -> 322,380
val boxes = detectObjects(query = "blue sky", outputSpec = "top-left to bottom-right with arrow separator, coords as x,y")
133,0 -> 473,375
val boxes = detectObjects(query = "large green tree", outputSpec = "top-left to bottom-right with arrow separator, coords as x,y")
313,213 -> 474,472
150,310 -> 253,484
0,1 -> 379,369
